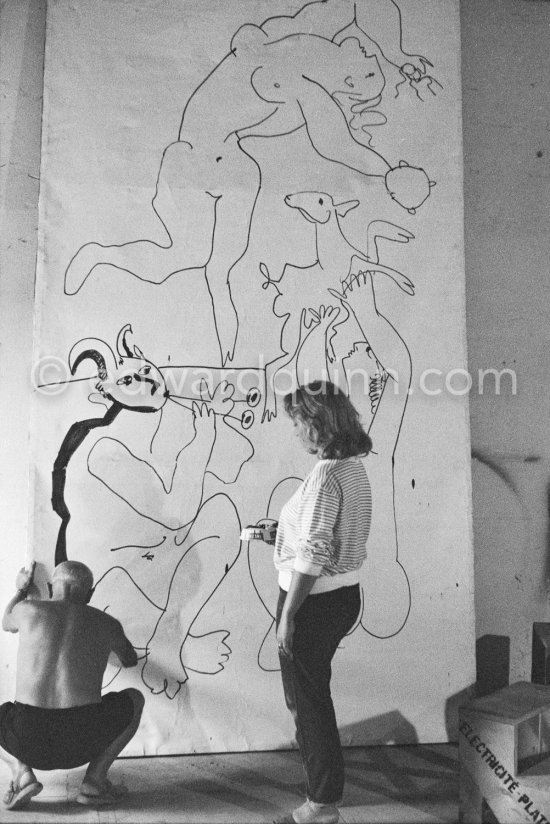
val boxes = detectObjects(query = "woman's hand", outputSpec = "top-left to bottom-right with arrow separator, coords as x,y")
277,614 -> 295,660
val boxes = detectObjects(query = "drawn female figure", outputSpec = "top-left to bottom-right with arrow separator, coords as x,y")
64,0 -> 436,365
332,270 -> 412,637
248,268 -> 412,654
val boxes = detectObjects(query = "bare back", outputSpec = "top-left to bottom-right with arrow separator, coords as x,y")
13,600 -> 133,708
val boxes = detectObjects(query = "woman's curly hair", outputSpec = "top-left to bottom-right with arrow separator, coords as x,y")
283,381 -> 372,459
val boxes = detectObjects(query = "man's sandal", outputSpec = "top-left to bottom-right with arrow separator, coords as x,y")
2,770 -> 43,811
76,777 -> 129,806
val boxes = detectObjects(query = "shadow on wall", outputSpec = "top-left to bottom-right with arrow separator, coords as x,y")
470,452 -> 531,681
444,635 -> 510,739
339,710 -> 419,747
476,634 -> 510,697
543,481 -> 550,596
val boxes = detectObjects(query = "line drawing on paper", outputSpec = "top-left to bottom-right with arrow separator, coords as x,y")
330,272 -> 412,637
246,267 -> 413,652
247,476 -> 303,672
63,0 -> 437,365
47,324 -> 261,697
39,0 -> 449,696
259,189 -> 416,420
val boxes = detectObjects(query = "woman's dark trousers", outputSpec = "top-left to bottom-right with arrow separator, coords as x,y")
276,583 -> 361,804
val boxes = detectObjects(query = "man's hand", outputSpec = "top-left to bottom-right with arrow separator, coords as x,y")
277,614 -> 295,660
111,620 -> 138,668
16,562 -> 35,594
3,563 -> 36,632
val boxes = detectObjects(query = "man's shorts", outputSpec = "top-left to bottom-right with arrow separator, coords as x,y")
0,690 -> 134,770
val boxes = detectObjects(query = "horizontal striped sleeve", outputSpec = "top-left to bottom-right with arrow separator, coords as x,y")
273,457 -> 372,584
294,484 -> 341,576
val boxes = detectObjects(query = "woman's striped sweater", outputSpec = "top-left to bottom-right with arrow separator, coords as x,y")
274,456 -> 372,594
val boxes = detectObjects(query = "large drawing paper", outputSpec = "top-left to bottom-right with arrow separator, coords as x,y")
29,0 -> 473,753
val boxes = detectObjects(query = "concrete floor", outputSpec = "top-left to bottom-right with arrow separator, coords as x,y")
0,744 -> 459,823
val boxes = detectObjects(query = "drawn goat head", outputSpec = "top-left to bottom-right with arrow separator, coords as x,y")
284,191 -> 359,225
68,324 -> 168,412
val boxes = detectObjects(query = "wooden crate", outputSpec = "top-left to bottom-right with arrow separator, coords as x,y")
459,682 -> 550,823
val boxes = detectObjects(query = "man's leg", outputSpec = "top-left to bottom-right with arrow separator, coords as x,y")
1,756 -> 43,811
77,688 -> 144,803
0,705 -> 43,811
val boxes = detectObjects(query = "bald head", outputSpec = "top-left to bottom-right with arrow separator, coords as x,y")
51,561 -> 94,602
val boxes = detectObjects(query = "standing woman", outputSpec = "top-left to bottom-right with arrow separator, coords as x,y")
274,381 -> 372,824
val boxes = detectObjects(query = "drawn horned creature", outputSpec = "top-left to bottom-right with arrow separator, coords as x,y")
51,324 -> 252,698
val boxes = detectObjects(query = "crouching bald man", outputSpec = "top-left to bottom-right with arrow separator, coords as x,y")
0,561 -> 144,811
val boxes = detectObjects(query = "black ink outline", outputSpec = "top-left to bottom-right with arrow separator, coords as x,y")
63,1 -> 436,365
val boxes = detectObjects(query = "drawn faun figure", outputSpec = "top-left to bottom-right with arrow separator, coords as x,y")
52,325 -> 253,698
65,0 -> 435,365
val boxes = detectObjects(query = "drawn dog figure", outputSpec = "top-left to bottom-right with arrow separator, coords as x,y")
261,191 -> 415,419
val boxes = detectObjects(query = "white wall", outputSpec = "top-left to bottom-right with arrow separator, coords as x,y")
1,0 -> 549,715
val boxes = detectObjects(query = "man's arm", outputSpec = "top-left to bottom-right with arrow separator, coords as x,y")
2,565 -> 35,633
110,618 -> 138,668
